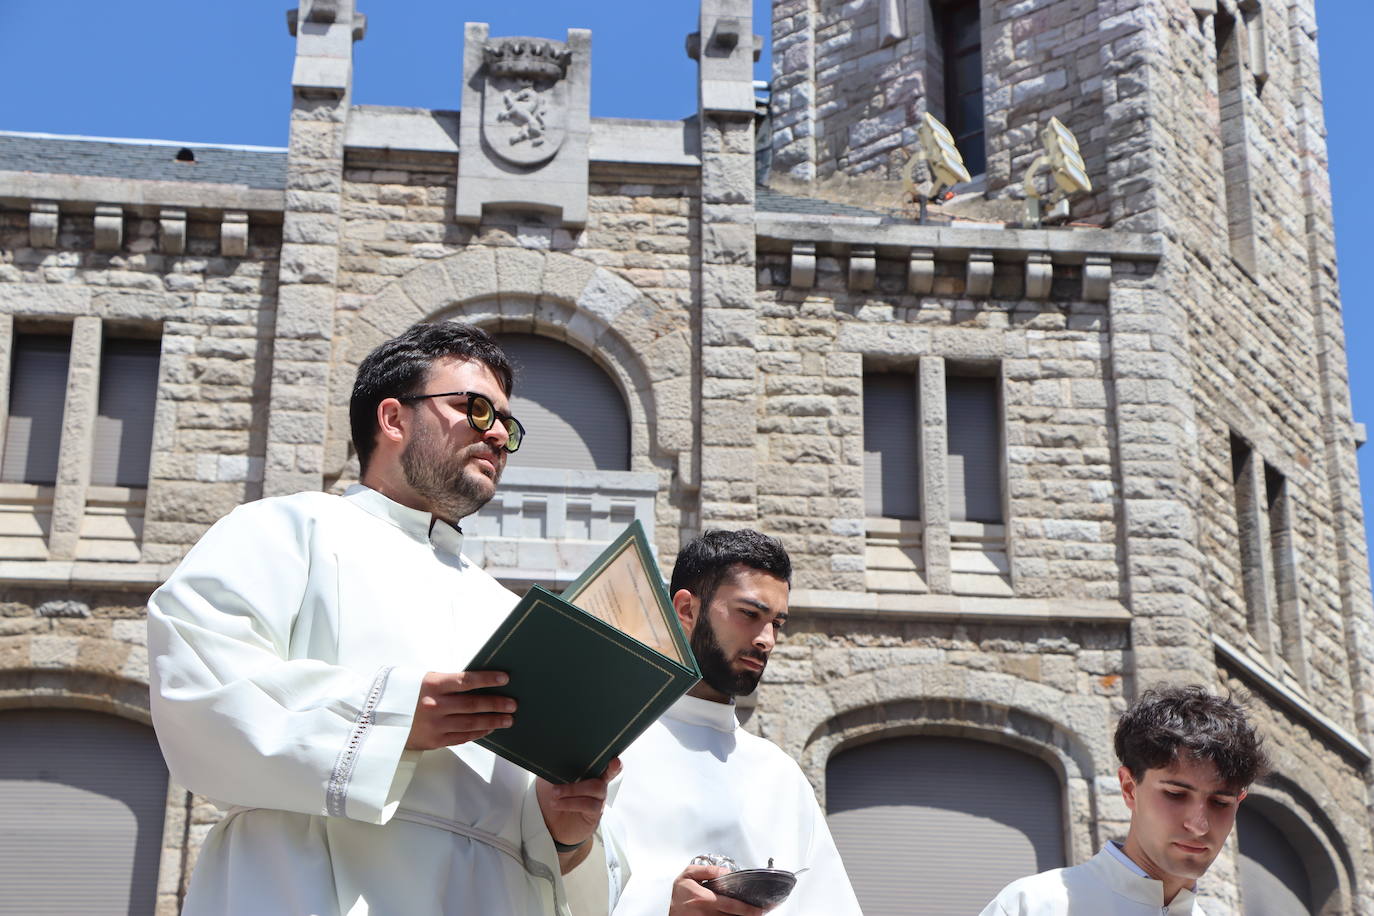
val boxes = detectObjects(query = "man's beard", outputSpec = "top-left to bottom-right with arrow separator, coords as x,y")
690,613 -> 767,698
400,416 -> 501,522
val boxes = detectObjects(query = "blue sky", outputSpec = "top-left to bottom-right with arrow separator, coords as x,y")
2,0 -> 1371,566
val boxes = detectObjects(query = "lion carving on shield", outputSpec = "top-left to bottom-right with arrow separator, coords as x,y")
481,37 -> 572,167
497,83 -> 548,147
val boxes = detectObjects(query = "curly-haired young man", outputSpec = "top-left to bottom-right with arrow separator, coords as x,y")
980,685 -> 1268,916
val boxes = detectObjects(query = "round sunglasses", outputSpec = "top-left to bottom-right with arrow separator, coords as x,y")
395,390 -> 525,453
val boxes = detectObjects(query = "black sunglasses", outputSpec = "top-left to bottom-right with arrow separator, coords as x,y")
395,390 -> 525,453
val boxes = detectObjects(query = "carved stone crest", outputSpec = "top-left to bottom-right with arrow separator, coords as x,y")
457,23 -> 590,226
481,37 -> 573,167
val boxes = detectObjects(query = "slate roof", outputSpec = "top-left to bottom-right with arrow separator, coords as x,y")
755,186 -> 884,220
0,132 -> 891,217
0,132 -> 287,190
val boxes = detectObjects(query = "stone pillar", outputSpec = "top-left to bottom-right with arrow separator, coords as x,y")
262,0 -> 365,497
48,316 -> 102,560
693,0 -> 760,528
1107,276 -> 1215,688
0,314 -> 12,459
919,356 -> 950,592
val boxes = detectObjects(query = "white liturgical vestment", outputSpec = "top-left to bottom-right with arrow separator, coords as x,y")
605,694 -> 862,916
148,486 -> 572,916
979,845 -> 1207,916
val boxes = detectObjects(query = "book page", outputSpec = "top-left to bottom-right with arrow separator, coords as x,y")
569,543 -> 686,664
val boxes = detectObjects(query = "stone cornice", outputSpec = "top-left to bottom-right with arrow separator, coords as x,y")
0,560 -> 169,591
788,589 -> 1132,624
343,106 -> 702,168
0,170 -> 284,214
1213,634 -> 1371,766
756,215 -> 1164,264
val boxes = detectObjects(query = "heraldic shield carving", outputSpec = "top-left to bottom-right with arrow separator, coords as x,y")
481,37 -> 573,167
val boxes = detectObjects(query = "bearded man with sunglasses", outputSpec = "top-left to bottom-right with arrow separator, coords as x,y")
148,322 -> 617,916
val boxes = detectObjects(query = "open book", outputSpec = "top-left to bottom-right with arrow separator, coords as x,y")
466,520 -> 701,784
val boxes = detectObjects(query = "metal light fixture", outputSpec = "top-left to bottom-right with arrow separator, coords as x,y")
1022,116 -> 1092,227
903,112 -> 972,221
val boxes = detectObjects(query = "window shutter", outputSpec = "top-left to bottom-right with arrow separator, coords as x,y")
91,338 -> 161,487
497,333 -> 630,472
2,334 -> 71,485
826,737 -> 1064,915
0,709 -> 169,914
946,375 -> 1001,522
1237,805 -> 1314,915
863,373 -> 920,519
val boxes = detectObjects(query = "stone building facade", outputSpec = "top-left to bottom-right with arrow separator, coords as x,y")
0,0 -> 1368,913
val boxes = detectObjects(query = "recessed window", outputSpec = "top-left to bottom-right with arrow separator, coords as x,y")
947,375 -> 1001,524
2,334 -> 71,486
91,338 -> 161,488
863,372 -> 920,520
934,0 -> 985,176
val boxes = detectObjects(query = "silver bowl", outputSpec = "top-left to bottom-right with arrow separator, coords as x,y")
702,867 -> 798,907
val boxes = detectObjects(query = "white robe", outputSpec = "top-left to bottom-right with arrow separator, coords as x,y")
147,486 -> 572,916
604,695 -> 862,916
979,846 -> 1207,916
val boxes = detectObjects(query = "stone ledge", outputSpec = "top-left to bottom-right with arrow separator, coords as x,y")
0,560 -> 168,591
343,105 -> 702,167
756,216 -> 1164,263
788,589 -> 1132,623
0,170 -> 284,214
1213,634 -> 1371,765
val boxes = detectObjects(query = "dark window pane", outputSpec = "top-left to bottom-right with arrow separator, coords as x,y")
92,339 -> 161,487
957,93 -> 984,130
940,0 -> 985,175
955,52 -> 983,91
947,376 -> 1001,523
2,335 -> 70,485
863,373 -> 920,519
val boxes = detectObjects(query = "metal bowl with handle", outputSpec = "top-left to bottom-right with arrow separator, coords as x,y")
701,867 -> 798,908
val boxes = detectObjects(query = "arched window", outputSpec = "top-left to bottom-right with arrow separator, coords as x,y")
1237,802 -> 1325,915
497,333 -> 630,471
0,709 -> 169,913
826,736 -> 1064,915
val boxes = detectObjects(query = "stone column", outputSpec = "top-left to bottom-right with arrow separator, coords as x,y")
0,314 -> 12,458
1107,276 -> 1214,687
262,1 -> 365,497
919,356 -> 950,592
693,0 -> 761,528
48,316 -> 102,560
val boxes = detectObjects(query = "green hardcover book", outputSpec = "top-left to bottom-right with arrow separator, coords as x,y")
467,520 -> 701,784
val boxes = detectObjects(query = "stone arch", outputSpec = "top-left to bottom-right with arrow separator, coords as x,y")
1242,776 -> 1355,914
780,671 -> 1112,864
0,664 -> 153,725
325,248 -> 692,481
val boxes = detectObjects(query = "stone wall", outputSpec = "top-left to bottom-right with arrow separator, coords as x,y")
0,206 -> 280,568
770,0 -> 1126,225
322,152 -> 700,559
754,248 -> 1122,598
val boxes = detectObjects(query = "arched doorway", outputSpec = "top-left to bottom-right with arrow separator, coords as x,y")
1237,800 -> 1333,915
0,708 -> 169,914
826,735 -> 1065,915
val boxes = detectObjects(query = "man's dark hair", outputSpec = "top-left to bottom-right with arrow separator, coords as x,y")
350,321 -> 514,474
1114,685 -> 1268,791
669,529 -> 792,608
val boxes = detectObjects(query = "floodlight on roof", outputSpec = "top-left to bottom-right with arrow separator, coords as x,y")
1022,116 -> 1092,227
903,112 -> 972,221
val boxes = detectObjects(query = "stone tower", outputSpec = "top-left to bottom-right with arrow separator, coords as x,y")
762,0 -> 1373,910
